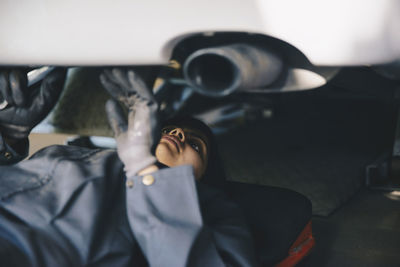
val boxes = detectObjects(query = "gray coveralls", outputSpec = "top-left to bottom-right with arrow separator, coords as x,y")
0,141 -> 257,266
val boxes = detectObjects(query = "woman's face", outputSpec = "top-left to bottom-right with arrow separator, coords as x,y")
155,125 -> 209,180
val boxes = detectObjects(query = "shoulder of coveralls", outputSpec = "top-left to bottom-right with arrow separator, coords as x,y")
29,144 -> 119,163
0,133 -> 29,165
0,145 -> 124,202
28,145 -> 124,177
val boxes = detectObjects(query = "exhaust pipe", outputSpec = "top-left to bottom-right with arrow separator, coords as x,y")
183,43 -> 283,97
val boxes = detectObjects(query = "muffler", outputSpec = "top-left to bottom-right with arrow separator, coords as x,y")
183,43 -> 283,97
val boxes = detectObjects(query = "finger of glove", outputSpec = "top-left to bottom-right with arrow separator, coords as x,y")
127,70 -> 155,102
111,68 -> 140,95
100,71 -> 129,101
9,70 -> 28,107
101,69 -> 141,108
105,99 -> 128,137
0,71 -> 14,104
29,68 -> 67,120
127,101 -> 158,143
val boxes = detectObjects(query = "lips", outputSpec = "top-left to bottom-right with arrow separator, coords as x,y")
162,135 -> 182,152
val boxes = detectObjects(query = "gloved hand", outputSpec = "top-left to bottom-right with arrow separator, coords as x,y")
100,68 -> 160,177
0,68 -> 67,139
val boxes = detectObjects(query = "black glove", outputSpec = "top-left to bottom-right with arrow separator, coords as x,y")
100,68 -> 160,177
0,68 -> 67,139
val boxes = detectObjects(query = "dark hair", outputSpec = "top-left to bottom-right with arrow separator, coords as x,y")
162,116 -> 226,187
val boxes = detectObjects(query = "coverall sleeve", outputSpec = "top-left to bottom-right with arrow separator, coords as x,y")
125,165 -> 257,267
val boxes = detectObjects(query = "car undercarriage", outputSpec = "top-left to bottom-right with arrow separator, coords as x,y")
1,0 -> 400,266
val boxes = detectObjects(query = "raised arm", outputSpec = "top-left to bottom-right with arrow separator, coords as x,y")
0,68 -> 67,164
100,68 -> 257,267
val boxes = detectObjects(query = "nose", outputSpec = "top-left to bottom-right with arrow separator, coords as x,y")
169,128 -> 185,142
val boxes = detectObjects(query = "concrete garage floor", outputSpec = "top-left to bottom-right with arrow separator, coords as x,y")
307,188 -> 400,267
28,133 -> 73,157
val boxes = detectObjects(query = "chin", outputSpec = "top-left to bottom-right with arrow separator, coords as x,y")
155,144 -> 175,167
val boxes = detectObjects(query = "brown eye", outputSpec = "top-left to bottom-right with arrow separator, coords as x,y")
189,141 -> 200,153
161,127 -> 173,134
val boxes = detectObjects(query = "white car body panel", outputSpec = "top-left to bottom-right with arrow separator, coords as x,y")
0,0 -> 399,66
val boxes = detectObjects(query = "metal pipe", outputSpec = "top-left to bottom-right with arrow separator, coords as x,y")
183,43 -> 283,97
